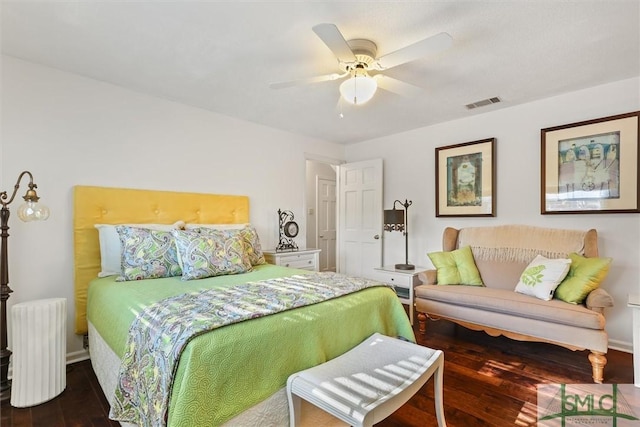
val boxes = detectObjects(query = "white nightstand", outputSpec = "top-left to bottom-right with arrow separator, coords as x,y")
263,249 -> 321,272
372,266 -> 426,325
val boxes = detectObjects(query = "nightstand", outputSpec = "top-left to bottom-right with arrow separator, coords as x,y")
372,266 -> 426,325
263,249 -> 321,272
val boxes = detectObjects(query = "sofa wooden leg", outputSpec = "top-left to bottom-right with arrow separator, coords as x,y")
417,312 -> 427,336
588,351 -> 606,384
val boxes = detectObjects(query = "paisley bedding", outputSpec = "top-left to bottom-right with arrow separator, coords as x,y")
87,264 -> 414,426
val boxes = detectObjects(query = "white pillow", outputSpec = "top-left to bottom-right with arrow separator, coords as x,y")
94,221 -> 185,277
514,254 -> 571,301
184,223 -> 246,230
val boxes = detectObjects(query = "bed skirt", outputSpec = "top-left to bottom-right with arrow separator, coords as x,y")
87,322 -> 346,426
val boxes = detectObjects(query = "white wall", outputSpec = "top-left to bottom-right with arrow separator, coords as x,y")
1,56 -> 346,356
345,77 -> 640,351
3,54 -> 637,357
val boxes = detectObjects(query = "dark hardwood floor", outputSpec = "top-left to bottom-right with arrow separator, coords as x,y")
1,319 -> 633,427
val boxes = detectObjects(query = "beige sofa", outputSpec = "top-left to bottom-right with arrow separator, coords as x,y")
414,224 -> 614,383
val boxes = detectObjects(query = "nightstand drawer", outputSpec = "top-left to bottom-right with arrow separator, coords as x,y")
372,271 -> 415,288
263,249 -> 321,272
278,254 -> 316,270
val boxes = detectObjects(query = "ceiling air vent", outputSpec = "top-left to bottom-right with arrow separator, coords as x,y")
465,97 -> 501,110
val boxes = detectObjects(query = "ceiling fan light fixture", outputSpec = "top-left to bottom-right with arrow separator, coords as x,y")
339,71 -> 377,105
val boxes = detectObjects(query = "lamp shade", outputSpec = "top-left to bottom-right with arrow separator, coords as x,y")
383,199 -> 414,270
384,209 -> 404,226
339,74 -> 377,105
17,201 -> 50,222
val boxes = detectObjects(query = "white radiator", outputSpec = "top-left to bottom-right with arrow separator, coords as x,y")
10,298 -> 66,407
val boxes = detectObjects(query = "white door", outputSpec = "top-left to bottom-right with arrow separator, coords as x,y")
338,159 -> 383,278
317,177 -> 337,272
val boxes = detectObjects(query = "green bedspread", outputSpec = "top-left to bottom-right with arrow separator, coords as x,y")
87,264 -> 414,426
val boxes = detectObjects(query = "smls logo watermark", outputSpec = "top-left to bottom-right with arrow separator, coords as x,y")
537,384 -> 640,426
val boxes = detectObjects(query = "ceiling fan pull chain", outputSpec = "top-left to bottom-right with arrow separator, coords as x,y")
353,75 -> 358,104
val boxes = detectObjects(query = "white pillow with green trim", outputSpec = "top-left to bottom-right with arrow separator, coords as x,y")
514,254 -> 571,301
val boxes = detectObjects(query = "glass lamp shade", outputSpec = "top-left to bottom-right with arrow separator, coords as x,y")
17,200 -> 50,222
339,75 -> 377,105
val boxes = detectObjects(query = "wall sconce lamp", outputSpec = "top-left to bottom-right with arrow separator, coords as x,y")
1,171 -> 50,402
383,199 -> 414,271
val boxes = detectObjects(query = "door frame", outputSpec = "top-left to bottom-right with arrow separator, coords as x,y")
304,154 -> 383,275
304,153 -> 342,269
316,175 -> 337,272
336,158 -> 383,277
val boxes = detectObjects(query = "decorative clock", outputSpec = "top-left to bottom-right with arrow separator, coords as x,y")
276,209 -> 299,252
284,220 -> 299,238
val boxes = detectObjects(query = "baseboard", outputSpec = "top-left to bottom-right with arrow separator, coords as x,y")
66,349 -> 90,365
609,339 -> 632,353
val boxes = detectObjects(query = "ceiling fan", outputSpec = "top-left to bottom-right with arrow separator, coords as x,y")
270,23 -> 453,106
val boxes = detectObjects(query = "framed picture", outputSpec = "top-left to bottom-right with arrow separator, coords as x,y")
435,138 -> 496,217
541,111 -> 639,214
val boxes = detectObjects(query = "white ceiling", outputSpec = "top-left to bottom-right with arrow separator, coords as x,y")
2,1 -> 639,144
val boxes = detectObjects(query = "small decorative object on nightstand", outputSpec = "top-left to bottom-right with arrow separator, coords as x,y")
264,248 -> 321,272
276,209 -> 299,252
373,266 -> 426,325
384,199 -> 414,270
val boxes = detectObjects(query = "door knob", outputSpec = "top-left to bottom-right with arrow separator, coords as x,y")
374,234 -> 380,240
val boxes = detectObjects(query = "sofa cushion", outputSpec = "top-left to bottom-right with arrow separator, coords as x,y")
555,253 -> 612,304
427,246 -> 483,286
415,297 -> 609,353
514,255 -> 571,301
414,284 -> 604,330
473,258 -> 529,290
455,225 -> 589,290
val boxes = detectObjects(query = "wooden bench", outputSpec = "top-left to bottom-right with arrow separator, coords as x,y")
286,333 -> 446,427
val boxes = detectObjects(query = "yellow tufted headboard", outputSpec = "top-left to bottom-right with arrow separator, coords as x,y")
73,185 -> 250,334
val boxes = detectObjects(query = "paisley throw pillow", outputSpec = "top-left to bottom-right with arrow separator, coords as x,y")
115,226 -> 182,281
172,229 -> 252,280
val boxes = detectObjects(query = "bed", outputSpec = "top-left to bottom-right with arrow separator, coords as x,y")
73,185 -> 414,427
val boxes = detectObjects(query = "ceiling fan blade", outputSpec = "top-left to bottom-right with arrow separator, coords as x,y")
374,74 -> 423,97
312,23 -> 357,64
269,72 -> 347,89
375,32 -> 452,70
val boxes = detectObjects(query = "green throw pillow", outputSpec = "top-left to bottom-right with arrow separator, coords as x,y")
555,252 -> 612,304
427,245 -> 484,286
